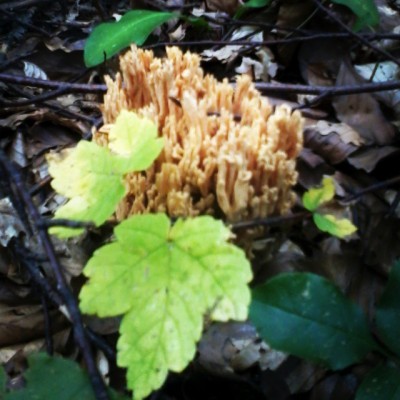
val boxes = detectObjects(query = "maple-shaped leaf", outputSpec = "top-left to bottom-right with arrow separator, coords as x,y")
302,176 -> 335,212
313,213 -> 357,238
79,214 -> 252,399
47,111 -> 163,237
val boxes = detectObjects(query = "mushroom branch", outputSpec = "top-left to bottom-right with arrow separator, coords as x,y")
96,46 -> 303,222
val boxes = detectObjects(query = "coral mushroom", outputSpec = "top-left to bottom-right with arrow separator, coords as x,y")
96,46 -> 303,222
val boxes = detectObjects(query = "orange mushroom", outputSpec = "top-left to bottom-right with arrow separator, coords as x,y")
96,46 -> 303,222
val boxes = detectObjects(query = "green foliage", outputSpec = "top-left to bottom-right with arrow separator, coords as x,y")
84,10 -> 176,67
330,0 -> 379,31
250,263 -> 400,398
235,0 -> 271,18
302,176 -> 357,238
47,107 -> 251,398
80,214 -> 252,399
303,177 -> 335,212
4,353 -> 127,400
249,272 -> 377,369
47,110 -> 163,237
313,213 -> 357,238
356,366 -> 400,400
375,261 -> 400,357
0,366 -> 6,398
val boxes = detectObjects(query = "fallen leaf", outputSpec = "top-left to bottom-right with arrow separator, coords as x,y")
333,60 -> 395,145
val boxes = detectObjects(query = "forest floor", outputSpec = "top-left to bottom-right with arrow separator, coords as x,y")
1,0 -> 400,399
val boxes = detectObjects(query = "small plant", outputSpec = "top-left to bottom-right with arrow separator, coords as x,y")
84,0 -> 379,67
46,111 -> 252,399
302,176 -> 357,238
47,110 -> 163,237
249,261 -> 400,399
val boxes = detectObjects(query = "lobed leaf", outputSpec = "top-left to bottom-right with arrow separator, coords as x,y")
313,213 -> 357,238
84,10 -> 176,67
47,111 -> 163,237
79,214 -> 252,399
302,176 -> 335,212
250,272 -> 377,370
375,261 -> 400,357
355,365 -> 400,400
331,0 -> 379,31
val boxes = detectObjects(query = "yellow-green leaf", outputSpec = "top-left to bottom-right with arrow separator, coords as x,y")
79,214 -> 252,399
302,176 -> 335,212
47,111 -> 163,237
313,213 -> 357,238
108,110 -> 163,170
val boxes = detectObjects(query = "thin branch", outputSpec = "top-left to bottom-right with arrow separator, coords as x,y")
253,80 -> 400,96
343,175 -> 400,202
144,32 -> 400,50
312,0 -> 400,68
0,151 -> 109,400
13,241 -> 116,363
2,70 -> 400,100
0,86 -> 72,107
0,73 -> 107,93
38,218 -> 96,229
231,211 -> 312,230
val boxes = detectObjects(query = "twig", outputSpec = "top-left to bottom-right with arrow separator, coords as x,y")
253,80 -> 400,96
0,86 -> 72,107
2,84 -> 97,124
37,218 -> 96,229
312,0 -> 400,68
0,73 -> 107,93
13,241 -> 116,363
231,211 -> 312,230
144,32 -> 400,50
0,151 -> 109,400
343,175 -> 400,202
40,293 -> 54,355
2,71 -> 400,99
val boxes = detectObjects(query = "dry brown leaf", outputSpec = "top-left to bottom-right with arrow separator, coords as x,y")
198,321 -> 287,375
304,126 -> 358,164
298,39 -> 349,87
314,120 -> 364,146
333,61 -> 395,145
347,146 -> 400,172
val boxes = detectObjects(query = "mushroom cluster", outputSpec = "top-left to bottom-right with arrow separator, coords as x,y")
96,46 -> 303,222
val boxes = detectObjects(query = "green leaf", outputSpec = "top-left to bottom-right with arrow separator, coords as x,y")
108,110 -> 163,170
80,214 -> 252,399
356,366 -> 400,400
313,213 -> 357,238
0,366 -> 6,397
241,0 -> 271,8
250,272 -> 377,370
330,0 -> 379,31
375,261 -> 400,357
84,10 -> 176,67
5,353 -> 128,400
302,176 -> 335,212
235,0 -> 271,18
47,111 -> 163,237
